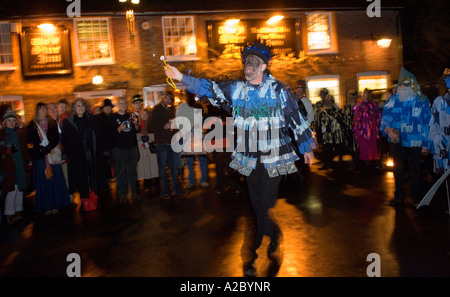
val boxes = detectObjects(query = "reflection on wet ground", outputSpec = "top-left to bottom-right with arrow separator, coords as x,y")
1,160 -> 449,277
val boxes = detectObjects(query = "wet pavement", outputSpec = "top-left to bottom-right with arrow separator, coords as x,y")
1,158 -> 450,278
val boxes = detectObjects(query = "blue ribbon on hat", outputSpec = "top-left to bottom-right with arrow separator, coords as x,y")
246,46 -> 270,60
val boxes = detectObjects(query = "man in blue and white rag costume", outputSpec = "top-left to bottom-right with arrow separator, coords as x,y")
164,42 -> 315,276
380,67 -> 431,207
428,68 -> 450,174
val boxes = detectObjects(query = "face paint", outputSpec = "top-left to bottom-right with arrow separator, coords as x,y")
243,55 -> 264,82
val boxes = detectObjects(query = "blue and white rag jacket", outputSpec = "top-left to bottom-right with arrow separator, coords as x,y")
428,93 -> 450,173
379,93 -> 431,148
181,73 -> 316,177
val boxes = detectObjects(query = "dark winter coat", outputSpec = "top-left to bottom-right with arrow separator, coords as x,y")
61,113 -> 107,198
0,127 -> 31,193
27,118 -> 59,160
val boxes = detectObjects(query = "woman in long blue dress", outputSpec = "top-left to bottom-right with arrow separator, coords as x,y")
27,103 -> 70,215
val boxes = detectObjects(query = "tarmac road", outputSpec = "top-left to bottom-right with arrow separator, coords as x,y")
1,159 -> 449,278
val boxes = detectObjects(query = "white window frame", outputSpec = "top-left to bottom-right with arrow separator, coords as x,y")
305,12 -> 337,55
161,16 -> 199,62
0,22 -> 15,71
306,75 -> 341,107
143,83 -> 186,108
0,96 -> 25,123
73,17 -> 115,66
357,71 -> 389,93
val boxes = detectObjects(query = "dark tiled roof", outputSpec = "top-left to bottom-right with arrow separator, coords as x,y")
1,0 -> 406,18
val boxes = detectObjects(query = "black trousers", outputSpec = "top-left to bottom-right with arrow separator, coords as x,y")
246,163 -> 282,252
390,143 -> 422,203
213,151 -> 242,192
322,142 -> 345,169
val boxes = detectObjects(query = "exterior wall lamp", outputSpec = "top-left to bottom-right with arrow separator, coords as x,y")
266,15 -> 284,25
371,34 -> 392,48
377,38 -> 392,48
92,75 -> 103,85
37,23 -> 56,34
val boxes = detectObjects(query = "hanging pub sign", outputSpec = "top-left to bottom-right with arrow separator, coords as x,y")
20,25 -> 73,77
206,18 -> 298,58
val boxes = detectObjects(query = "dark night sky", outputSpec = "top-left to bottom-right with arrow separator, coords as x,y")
1,0 -> 448,85
0,0 -> 407,15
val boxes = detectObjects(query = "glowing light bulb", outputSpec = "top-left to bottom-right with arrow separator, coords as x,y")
37,23 -> 56,33
267,15 -> 284,25
92,75 -> 103,85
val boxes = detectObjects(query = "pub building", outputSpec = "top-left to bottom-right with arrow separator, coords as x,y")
0,0 -> 403,122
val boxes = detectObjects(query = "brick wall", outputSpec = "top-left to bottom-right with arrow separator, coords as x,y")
0,9 -> 402,121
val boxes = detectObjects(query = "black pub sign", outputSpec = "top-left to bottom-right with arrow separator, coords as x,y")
20,25 -> 73,77
206,18 -> 298,58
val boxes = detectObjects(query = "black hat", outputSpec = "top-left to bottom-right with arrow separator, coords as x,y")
132,94 -> 143,103
101,99 -> 114,109
296,80 -> 306,89
241,42 -> 272,64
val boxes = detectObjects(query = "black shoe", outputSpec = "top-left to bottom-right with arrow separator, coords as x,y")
160,193 -> 171,200
174,190 -> 188,197
387,199 -> 401,206
243,263 -> 256,277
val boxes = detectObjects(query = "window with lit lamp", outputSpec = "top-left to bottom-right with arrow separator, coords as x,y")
357,71 -> 389,93
74,18 -> 115,66
306,12 -> 338,55
306,75 -> 341,107
162,16 -> 198,62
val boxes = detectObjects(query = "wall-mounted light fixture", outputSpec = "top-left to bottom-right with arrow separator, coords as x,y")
377,38 -> 392,48
225,19 -> 240,27
92,75 -> 103,85
126,10 -> 136,35
119,0 -> 139,37
371,34 -> 392,48
266,15 -> 284,25
37,23 -> 56,33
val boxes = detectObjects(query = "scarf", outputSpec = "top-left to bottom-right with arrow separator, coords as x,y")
5,127 -> 26,190
35,117 -> 53,179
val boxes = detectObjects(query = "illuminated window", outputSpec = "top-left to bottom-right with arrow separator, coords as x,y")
0,96 -> 25,123
0,23 -> 13,69
306,75 -> 341,107
357,71 -> 389,93
143,84 -> 186,108
74,18 -> 114,65
306,12 -> 336,54
162,16 -> 198,61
